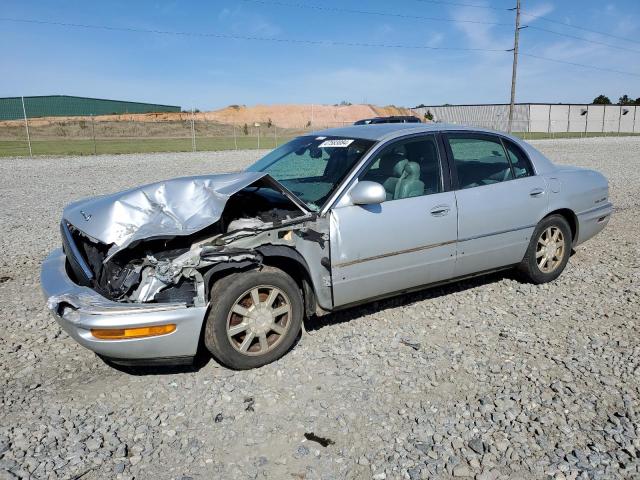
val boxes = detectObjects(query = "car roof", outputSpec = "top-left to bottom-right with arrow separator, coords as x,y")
312,123 -> 520,142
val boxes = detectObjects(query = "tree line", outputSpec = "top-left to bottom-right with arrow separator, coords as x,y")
592,94 -> 640,105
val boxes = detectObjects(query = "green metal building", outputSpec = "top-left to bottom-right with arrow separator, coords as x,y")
0,95 -> 181,120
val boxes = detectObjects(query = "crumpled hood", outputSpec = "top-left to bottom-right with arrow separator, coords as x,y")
63,172 -> 269,258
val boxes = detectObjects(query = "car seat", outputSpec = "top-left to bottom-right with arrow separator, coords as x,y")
404,140 -> 440,194
382,158 -> 408,200
394,161 -> 425,199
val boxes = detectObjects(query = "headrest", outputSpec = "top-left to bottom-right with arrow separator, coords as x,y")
395,161 -> 421,180
392,159 -> 409,177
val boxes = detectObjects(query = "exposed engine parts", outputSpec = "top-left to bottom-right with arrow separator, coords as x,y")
61,176 -> 332,310
129,247 -> 264,304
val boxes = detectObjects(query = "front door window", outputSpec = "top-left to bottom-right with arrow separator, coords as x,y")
360,135 -> 443,200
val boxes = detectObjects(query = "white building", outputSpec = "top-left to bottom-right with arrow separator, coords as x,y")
412,103 -> 640,133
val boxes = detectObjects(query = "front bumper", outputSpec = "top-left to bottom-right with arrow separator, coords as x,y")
41,249 -> 208,361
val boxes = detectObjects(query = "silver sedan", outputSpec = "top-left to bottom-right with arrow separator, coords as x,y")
41,123 -> 612,369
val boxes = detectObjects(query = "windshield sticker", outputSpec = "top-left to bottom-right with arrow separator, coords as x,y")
315,136 -> 327,140
318,139 -> 354,148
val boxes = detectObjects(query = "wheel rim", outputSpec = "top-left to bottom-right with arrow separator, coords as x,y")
226,285 -> 292,356
536,226 -> 565,273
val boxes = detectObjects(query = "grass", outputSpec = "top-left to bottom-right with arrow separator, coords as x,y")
0,136 -> 297,157
1,131 -> 639,157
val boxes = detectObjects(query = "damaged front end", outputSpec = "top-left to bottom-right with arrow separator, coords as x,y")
58,173 -> 332,312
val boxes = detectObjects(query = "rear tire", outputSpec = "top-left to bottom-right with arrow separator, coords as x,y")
204,267 -> 303,370
518,214 -> 572,284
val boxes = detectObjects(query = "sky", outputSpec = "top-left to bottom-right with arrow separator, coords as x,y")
1,0 -> 639,110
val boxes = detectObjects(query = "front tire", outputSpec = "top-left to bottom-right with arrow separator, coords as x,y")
518,214 -> 572,284
204,267 -> 303,370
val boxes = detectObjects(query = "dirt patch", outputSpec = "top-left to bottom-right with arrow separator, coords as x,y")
0,103 -> 417,131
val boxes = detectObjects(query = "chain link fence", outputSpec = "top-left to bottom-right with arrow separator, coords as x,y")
0,96 -> 355,157
4,98 -> 639,158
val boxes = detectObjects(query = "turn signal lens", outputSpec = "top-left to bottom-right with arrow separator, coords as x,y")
91,324 -> 176,340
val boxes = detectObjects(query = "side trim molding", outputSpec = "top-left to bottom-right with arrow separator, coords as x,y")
333,240 -> 456,269
458,224 -> 536,243
333,224 -> 535,269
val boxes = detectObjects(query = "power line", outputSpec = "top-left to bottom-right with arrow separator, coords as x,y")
415,1 -> 640,48
411,0 -> 506,11
0,17 -> 508,51
3,16 -> 639,78
241,0 -> 511,26
519,52 -> 640,77
526,25 -> 640,54
246,1 -> 639,55
520,10 -> 640,46
410,3 -> 640,48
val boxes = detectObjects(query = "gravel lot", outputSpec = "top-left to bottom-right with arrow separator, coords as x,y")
1,137 -> 639,480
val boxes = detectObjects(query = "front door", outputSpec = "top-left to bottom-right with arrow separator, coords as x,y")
330,134 -> 458,307
443,133 -> 549,277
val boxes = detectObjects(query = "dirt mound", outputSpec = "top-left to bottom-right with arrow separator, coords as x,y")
206,104 -> 416,129
0,104 -> 417,129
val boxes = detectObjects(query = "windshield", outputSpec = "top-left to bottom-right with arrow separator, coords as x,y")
246,135 -> 376,211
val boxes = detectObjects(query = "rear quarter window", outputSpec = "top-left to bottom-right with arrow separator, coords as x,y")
503,139 -> 534,178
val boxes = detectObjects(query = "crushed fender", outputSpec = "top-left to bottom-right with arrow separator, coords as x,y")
60,174 -> 332,309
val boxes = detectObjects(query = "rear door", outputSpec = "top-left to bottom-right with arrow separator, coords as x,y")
330,134 -> 458,307
443,132 -> 548,277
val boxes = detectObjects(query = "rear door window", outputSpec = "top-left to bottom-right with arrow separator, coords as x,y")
446,134 -> 513,189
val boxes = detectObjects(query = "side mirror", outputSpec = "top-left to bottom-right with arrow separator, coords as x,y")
349,181 -> 386,205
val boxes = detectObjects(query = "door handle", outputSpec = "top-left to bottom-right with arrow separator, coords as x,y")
529,188 -> 545,197
430,205 -> 450,216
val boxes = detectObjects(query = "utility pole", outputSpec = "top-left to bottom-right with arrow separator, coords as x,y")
507,0 -> 522,133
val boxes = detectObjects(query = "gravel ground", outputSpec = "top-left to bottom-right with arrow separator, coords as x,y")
0,138 -> 639,480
